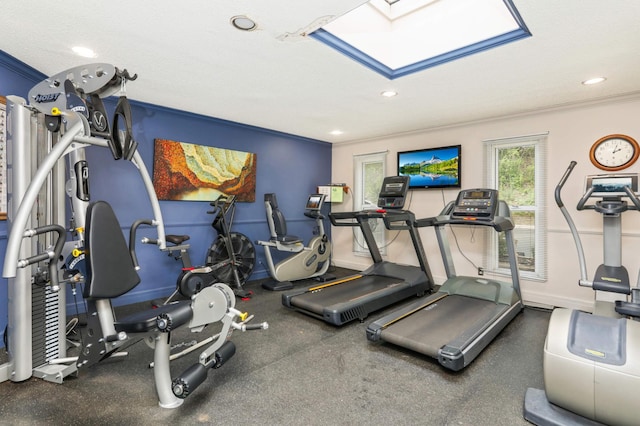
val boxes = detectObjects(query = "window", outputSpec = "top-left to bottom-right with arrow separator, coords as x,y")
353,151 -> 387,255
484,133 -> 547,280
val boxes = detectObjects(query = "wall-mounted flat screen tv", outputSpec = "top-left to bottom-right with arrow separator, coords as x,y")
397,145 -> 461,189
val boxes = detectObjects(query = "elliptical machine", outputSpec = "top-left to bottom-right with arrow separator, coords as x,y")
257,193 -> 334,291
524,161 -> 640,426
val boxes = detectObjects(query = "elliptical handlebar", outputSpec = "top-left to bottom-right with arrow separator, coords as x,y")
556,161 -> 589,284
576,187 -> 596,211
574,170 -> 640,213
555,160 -> 577,208
624,185 -> 640,210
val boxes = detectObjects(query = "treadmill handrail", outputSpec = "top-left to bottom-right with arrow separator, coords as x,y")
329,209 -> 385,263
329,208 -> 434,282
329,209 -> 384,226
329,211 -> 359,226
415,199 -> 521,299
415,201 -> 454,228
382,210 -> 434,282
415,217 -> 437,228
430,215 -> 514,231
382,210 -> 416,231
415,201 -> 514,232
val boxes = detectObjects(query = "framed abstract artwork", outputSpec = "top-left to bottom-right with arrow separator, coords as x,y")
152,138 -> 256,202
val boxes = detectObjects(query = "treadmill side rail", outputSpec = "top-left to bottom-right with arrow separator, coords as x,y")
438,300 -> 523,371
283,262 -> 430,326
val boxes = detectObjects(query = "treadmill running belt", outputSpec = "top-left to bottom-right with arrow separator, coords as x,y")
380,295 -> 506,357
291,275 -> 402,315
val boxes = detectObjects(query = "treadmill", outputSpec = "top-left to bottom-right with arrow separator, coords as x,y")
281,176 -> 434,326
367,188 -> 523,371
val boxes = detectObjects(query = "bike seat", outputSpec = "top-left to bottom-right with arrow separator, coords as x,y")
166,234 -> 190,245
275,235 -> 302,245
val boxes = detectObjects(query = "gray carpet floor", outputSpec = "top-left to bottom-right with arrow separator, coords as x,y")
0,267 -> 550,425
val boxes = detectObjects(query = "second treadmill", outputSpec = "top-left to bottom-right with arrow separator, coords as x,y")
366,188 -> 523,371
282,176 -> 434,326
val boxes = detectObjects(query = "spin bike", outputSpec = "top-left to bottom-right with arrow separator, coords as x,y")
134,194 -> 256,300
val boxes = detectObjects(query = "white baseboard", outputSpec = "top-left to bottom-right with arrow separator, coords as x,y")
521,290 -> 593,312
332,259 -> 369,271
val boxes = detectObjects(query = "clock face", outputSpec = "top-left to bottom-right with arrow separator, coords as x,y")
590,134 -> 640,171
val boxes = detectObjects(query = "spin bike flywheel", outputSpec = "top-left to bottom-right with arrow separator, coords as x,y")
205,232 -> 256,285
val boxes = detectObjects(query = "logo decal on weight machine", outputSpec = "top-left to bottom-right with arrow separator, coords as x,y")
92,110 -> 108,132
33,93 -> 61,103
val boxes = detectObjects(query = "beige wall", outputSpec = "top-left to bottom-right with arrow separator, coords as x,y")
330,95 -> 640,311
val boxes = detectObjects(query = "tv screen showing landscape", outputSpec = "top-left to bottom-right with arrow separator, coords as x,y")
397,145 -> 461,189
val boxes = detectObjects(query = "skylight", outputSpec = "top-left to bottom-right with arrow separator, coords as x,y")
311,0 -> 530,79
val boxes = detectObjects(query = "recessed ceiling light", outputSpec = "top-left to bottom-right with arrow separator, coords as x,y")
330,130 -> 344,136
381,90 -> 398,98
231,15 -> 257,31
582,77 -> 606,85
72,46 -> 97,58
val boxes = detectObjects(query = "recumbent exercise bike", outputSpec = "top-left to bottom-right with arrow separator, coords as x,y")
257,193 -> 334,291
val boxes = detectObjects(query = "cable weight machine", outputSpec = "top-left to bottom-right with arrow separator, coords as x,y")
1,65 -> 267,408
1,64 -> 147,383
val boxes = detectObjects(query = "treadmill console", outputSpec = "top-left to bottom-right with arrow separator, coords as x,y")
452,189 -> 498,220
377,176 -> 410,209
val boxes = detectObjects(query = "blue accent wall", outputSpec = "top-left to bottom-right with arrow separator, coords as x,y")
0,51 -> 332,345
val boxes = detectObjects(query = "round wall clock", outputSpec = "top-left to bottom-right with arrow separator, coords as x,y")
589,134 -> 640,171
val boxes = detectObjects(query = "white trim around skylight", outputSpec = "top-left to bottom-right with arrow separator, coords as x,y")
311,0 -> 531,80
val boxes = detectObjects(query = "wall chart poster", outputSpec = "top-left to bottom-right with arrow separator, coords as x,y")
152,138 -> 256,202
1,96 -> 6,220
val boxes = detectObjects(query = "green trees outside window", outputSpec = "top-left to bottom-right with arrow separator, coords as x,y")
486,134 -> 547,280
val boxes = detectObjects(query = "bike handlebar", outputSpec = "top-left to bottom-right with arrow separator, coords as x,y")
208,194 -> 236,214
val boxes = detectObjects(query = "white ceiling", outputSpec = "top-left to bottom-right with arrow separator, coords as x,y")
2,1 -> 640,143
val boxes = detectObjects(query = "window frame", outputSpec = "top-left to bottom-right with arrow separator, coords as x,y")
484,133 -> 548,281
353,151 -> 387,256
